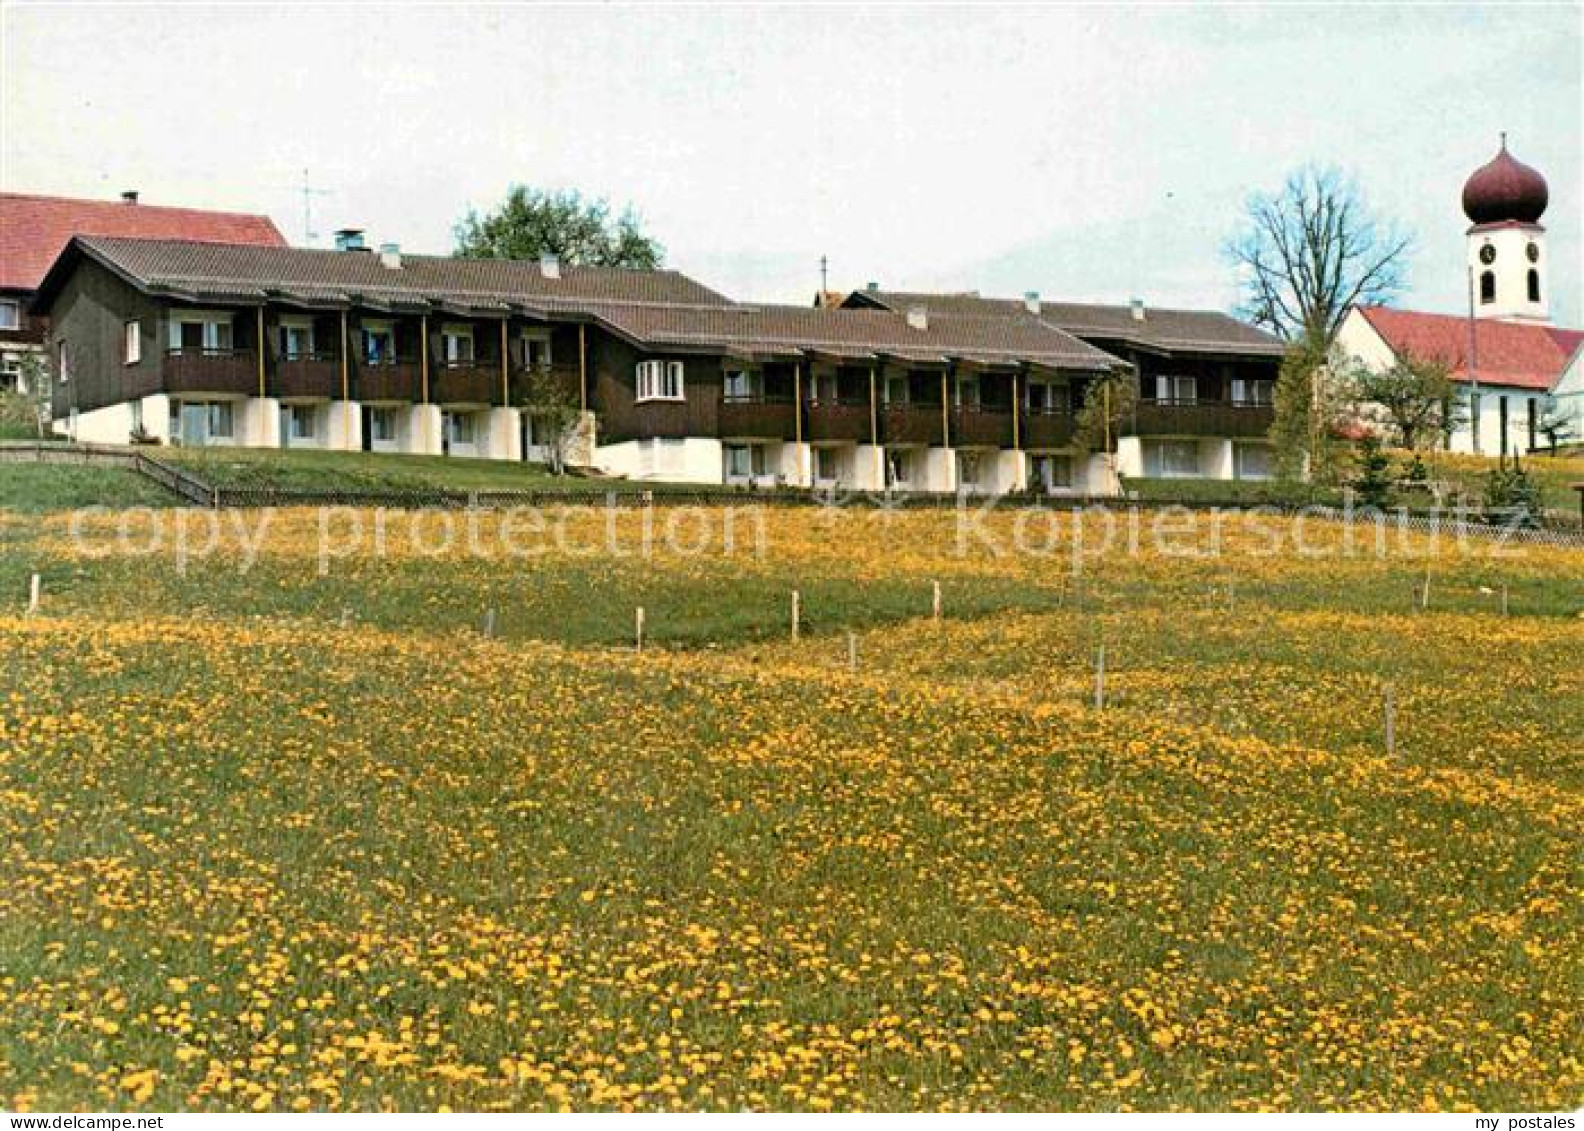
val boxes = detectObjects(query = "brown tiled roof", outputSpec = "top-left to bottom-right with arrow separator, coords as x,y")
55,236 -> 736,309
847,289 -> 1288,358
42,237 -> 1120,371
0,194 -> 285,292
583,302 -> 1120,370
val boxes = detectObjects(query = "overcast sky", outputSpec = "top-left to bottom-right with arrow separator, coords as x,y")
3,3 -> 1579,323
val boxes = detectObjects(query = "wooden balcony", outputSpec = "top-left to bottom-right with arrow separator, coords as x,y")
357,359 -> 423,402
717,394 -> 798,440
880,403 -> 945,446
163,347 -> 257,395
1125,400 -> 1275,439
806,398 -> 873,443
950,405 -> 1015,448
433,361 -> 502,405
1020,406 -> 1076,449
274,353 -> 342,399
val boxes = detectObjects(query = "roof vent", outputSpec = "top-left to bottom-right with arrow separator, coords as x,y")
120,190 -> 139,205
1130,298 -> 1146,322
540,253 -> 561,280
905,304 -> 928,331
379,242 -> 402,270
866,281 -> 879,293
334,228 -> 366,252
1023,290 -> 1041,315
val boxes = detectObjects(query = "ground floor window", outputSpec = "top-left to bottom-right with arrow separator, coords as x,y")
956,450 -> 982,488
172,400 -> 234,445
813,446 -> 844,484
370,408 -> 398,443
1234,443 -> 1274,481
287,404 -> 317,441
1145,439 -> 1200,478
724,442 -> 767,481
445,411 -> 476,447
0,352 -> 22,393
885,447 -> 913,487
1030,453 -> 1073,491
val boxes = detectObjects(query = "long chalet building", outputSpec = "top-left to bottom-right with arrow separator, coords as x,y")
33,231 -> 1287,493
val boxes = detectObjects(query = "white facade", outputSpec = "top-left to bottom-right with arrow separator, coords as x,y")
1467,223 -> 1548,324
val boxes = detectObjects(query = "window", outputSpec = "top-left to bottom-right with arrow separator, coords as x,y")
1470,391 -> 1483,452
288,405 -> 317,441
129,400 -> 143,432
1234,443 -> 1274,480
956,450 -> 981,486
1154,375 -> 1197,405
123,321 -> 141,365
446,412 -> 476,446
1480,271 -> 1495,305
1527,398 -> 1537,451
363,321 -> 395,364
1026,381 -> 1067,413
636,359 -> 684,402
57,341 -> 70,384
722,369 -> 757,400
280,319 -> 315,360
1527,270 -> 1541,304
0,300 -> 20,330
442,324 -> 474,366
207,402 -> 234,439
521,332 -> 552,370
1,352 -> 23,392
168,312 -> 233,353
885,375 -> 909,405
955,375 -> 980,408
813,446 -> 843,484
1498,395 -> 1510,456
370,408 -> 398,443
1031,453 -> 1073,491
723,442 -> 766,481
1146,439 -> 1200,478
1231,378 -> 1273,406
885,448 -> 912,486
812,372 -> 838,402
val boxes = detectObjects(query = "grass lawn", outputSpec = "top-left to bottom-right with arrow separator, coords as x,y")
0,463 -> 177,513
1428,451 -> 1584,516
157,447 -> 640,494
0,504 -> 1580,1111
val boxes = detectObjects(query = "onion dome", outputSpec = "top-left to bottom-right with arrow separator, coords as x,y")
1462,135 -> 1548,225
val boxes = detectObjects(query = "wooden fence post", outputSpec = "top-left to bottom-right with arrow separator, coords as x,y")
27,573 -> 40,615
932,580 -> 942,621
636,606 -> 645,653
1383,683 -> 1396,756
791,590 -> 801,642
847,631 -> 858,672
1094,645 -> 1106,710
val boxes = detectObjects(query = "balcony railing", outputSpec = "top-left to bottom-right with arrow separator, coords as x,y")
163,347 -> 257,395
274,352 -> 342,399
880,403 -> 946,446
432,359 -> 503,405
1019,405 -> 1077,450
718,393 -> 798,440
1125,399 -> 1275,439
357,356 -> 423,402
950,404 -> 1015,448
805,397 -> 873,443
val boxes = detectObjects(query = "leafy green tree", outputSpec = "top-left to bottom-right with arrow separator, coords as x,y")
1351,434 -> 1394,509
1352,351 -> 1463,451
1269,338 -> 1351,486
1534,395 -> 1577,452
455,186 -> 663,268
518,365 -> 581,475
1071,372 -> 1138,457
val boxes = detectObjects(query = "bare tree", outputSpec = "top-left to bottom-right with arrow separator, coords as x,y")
1227,166 -> 1411,348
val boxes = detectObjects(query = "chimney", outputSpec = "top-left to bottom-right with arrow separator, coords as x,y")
540,252 -> 561,280
379,242 -> 402,270
1130,298 -> 1146,322
1023,290 -> 1041,315
334,228 -> 366,252
905,304 -> 928,331
866,281 -> 879,293
120,190 -> 139,205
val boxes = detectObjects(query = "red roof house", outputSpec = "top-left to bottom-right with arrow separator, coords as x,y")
0,192 -> 286,295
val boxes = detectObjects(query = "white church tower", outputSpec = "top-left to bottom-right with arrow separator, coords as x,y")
1462,134 -> 1551,324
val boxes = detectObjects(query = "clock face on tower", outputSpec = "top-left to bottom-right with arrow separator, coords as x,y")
1479,244 -> 1497,265
1526,242 -> 1540,263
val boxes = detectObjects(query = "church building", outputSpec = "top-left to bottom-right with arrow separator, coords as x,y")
1337,138 -> 1583,456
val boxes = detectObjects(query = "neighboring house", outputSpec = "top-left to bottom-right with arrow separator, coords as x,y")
844,288 -> 1287,484
1336,138 -> 1581,457
0,191 -> 285,396
31,234 -> 1127,493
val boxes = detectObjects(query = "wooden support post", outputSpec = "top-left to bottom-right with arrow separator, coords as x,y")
500,320 -> 510,405
1094,645 -> 1106,710
27,573 -> 40,615
1383,683 -> 1396,756
940,368 -> 951,450
793,361 -> 805,486
791,589 -> 801,642
869,365 -> 881,485
339,310 -> 352,448
420,314 -> 430,402
256,307 -> 267,397
1011,371 -> 1021,451
635,606 -> 645,653
576,323 -> 589,411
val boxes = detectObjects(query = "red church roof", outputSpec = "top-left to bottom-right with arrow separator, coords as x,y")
0,192 -> 286,293
1356,305 -> 1583,392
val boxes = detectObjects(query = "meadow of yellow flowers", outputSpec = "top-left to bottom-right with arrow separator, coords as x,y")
0,503 -> 1579,1110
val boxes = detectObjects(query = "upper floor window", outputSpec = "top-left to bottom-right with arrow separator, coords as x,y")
1026,380 -> 1066,413
1231,378 -> 1273,406
0,300 -> 19,330
1480,271 -> 1496,305
442,324 -> 474,366
1527,270 -> 1541,303
123,321 -> 141,365
362,320 -> 395,364
521,331 -> 552,370
57,340 -> 71,383
1154,375 -> 1197,405
955,375 -> 981,408
636,359 -> 684,402
722,369 -> 758,400
280,318 -> 316,360
168,312 -> 233,354
884,375 -> 909,405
